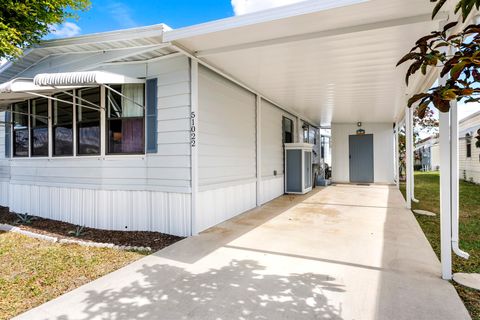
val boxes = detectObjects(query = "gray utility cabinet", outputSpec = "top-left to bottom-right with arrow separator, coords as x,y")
285,143 -> 314,194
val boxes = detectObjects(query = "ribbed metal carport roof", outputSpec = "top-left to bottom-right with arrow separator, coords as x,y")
164,0 -> 445,126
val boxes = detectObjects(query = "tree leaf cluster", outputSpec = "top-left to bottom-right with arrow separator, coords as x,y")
0,0 -> 90,60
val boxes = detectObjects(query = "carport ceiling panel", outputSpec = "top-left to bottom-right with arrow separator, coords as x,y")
198,21 -> 439,125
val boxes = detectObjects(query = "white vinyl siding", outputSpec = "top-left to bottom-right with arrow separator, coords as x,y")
0,56 -> 193,234
459,114 -> 480,184
260,99 -> 295,178
198,65 -> 256,187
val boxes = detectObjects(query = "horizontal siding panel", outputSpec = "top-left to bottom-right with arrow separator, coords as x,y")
157,143 -> 191,156
157,106 -> 191,121
148,56 -> 189,76
158,94 -> 191,108
157,131 -> 191,144
156,69 -> 190,86
158,118 -> 190,132
157,82 -> 191,98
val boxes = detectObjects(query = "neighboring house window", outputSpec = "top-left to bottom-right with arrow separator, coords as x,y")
13,102 -> 29,157
466,134 -> 472,158
30,98 -> 49,157
77,88 -> 101,155
106,84 -> 145,154
53,93 -> 73,156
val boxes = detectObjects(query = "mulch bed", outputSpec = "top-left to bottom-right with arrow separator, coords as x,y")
0,207 -> 183,251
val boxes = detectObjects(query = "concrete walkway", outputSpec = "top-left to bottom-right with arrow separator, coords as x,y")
15,185 -> 470,320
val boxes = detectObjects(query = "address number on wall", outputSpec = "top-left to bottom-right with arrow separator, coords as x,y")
191,112 -> 196,147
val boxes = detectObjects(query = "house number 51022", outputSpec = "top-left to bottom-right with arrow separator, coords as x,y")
191,112 -> 196,147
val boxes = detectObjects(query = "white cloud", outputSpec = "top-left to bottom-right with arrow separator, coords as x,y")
50,22 -> 81,38
107,2 -> 137,28
231,0 -> 308,15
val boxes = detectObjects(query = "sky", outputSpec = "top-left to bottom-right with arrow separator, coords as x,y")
49,0 -> 307,37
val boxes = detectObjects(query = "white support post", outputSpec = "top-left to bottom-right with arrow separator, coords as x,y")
256,95 -> 262,207
190,59 -> 199,236
405,107 -> 412,209
395,122 -> 400,188
48,97 -> 52,158
72,89 -> 77,157
439,108 -> 453,279
451,101 -> 470,260
100,85 -> 106,157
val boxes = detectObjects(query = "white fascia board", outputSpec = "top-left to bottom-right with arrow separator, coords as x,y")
163,0 -> 367,42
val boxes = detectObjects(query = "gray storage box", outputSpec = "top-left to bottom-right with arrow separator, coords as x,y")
285,143 -> 314,194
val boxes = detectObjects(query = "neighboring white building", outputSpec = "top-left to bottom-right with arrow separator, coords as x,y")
415,135 -> 440,172
0,1 -> 442,236
459,111 -> 480,184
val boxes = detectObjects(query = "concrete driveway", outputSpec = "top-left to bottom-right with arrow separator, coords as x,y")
15,185 -> 470,320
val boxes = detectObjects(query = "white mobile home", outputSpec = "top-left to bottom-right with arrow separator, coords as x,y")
0,0 -> 454,247
459,111 -> 480,183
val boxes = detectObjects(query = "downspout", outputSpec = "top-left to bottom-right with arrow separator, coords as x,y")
450,101 -> 470,259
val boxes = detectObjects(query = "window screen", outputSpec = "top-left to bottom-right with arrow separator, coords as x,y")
53,93 -> 73,156
13,102 -> 29,157
106,84 -> 145,154
30,98 -> 49,157
77,88 -> 101,155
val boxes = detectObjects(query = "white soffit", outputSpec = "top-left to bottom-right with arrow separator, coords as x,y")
165,0 -> 443,125
34,71 -> 145,87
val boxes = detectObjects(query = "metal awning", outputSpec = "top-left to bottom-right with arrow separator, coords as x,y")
0,71 -> 145,107
33,71 -> 145,87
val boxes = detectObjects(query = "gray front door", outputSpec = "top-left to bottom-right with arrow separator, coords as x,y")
349,134 -> 374,183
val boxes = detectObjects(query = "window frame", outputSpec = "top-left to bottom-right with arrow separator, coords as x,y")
105,84 -> 146,155
52,91 -> 75,157
12,101 -> 30,158
76,87 -> 102,157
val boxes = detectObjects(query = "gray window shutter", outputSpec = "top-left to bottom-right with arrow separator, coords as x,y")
5,110 -> 11,158
146,78 -> 158,153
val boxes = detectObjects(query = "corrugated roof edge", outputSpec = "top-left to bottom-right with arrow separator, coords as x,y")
163,0 -> 368,41
39,23 -> 171,48
0,23 -> 172,78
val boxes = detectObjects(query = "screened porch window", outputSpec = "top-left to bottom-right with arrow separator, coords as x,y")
13,102 -> 29,157
30,98 -> 48,157
53,93 -> 73,156
77,88 -> 101,155
106,84 -> 145,154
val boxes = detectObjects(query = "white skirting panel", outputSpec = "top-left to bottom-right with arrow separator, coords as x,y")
260,176 -> 284,205
196,181 -> 256,233
0,181 -> 9,207
8,184 -> 191,236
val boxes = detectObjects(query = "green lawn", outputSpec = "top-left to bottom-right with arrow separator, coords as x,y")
0,231 -> 144,319
400,171 -> 480,320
